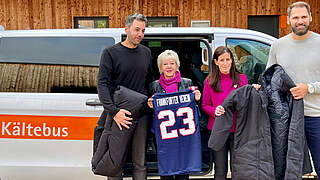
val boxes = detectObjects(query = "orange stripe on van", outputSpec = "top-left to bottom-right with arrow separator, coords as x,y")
0,114 -> 99,140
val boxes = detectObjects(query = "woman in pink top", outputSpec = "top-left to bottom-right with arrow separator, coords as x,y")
202,46 -> 247,180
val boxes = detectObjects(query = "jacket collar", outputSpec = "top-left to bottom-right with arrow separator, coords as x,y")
259,64 -> 296,93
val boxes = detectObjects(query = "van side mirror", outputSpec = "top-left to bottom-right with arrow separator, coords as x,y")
202,48 -> 208,65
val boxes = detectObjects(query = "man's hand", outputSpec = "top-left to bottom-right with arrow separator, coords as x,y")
290,83 -> 308,100
113,109 -> 133,130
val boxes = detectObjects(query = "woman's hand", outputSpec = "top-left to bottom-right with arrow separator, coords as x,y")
252,84 -> 261,91
147,98 -> 154,108
193,90 -> 201,101
215,105 -> 225,116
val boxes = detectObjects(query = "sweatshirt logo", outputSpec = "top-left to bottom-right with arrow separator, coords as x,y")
0,115 -> 98,140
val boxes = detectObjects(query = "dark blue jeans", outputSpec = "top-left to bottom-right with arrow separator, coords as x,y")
305,116 -> 320,176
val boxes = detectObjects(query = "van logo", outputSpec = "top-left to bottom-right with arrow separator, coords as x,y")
2,122 -> 68,137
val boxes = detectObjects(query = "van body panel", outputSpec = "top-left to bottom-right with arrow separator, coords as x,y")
0,93 -> 101,179
0,166 -> 104,180
0,93 -> 102,116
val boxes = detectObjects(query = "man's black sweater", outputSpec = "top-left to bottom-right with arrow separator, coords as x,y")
98,42 -> 153,118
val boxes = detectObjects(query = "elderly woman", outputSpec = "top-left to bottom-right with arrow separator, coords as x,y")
147,50 -> 201,180
148,50 -> 201,104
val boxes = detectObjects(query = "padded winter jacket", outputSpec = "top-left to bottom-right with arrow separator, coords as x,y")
208,64 -> 308,180
91,85 -> 147,176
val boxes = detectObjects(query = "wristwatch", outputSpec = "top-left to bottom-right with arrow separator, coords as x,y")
307,84 -> 315,94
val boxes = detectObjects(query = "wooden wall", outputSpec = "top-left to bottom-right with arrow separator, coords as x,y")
0,0 -> 319,37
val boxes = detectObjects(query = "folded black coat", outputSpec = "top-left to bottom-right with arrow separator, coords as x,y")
208,64 -> 311,180
91,85 -> 148,177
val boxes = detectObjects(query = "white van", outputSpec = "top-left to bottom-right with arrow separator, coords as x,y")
0,27 -> 298,180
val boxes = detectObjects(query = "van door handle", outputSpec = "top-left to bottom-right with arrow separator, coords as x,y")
86,98 -> 102,106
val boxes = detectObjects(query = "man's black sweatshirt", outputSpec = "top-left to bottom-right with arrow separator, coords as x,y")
98,42 -> 153,118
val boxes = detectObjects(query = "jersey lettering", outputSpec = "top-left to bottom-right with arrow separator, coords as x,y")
158,107 -> 195,140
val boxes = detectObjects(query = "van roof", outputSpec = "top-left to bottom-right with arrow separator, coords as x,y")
0,28 -> 123,37
0,27 -> 276,41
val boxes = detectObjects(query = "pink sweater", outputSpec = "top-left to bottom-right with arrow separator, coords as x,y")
202,73 -> 248,131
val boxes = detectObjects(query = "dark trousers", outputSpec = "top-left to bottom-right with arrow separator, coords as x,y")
212,133 -> 234,180
160,174 -> 189,180
305,116 -> 320,176
108,115 -> 148,180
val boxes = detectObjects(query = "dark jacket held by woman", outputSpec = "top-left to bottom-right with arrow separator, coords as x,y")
208,64 -> 311,180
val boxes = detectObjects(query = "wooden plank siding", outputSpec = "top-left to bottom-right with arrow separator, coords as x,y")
0,0 -> 319,37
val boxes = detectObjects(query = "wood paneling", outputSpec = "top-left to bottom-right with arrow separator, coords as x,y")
0,0 -> 319,37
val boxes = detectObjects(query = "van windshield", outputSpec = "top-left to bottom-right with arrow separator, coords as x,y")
0,37 -> 114,66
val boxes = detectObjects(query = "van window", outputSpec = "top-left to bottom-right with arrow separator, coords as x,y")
0,37 -> 114,93
226,38 -> 271,84
0,63 -> 99,93
0,37 -> 114,66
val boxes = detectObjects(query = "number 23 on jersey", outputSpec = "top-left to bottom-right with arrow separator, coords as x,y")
158,107 -> 196,140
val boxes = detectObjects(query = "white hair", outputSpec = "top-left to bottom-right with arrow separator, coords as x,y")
157,50 -> 180,74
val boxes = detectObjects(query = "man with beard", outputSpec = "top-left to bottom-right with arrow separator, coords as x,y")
267,1 -> 320,176
97,13 -> 153,179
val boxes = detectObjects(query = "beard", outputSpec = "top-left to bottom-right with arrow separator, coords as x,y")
127,31 -> 142,47
129,38 -> 140,46
290,22 -> 310,36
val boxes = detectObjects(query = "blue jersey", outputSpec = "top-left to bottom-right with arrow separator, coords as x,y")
152,89 -> 202,176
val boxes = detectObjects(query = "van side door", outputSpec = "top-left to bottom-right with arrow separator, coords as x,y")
213,31 -> 275,84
